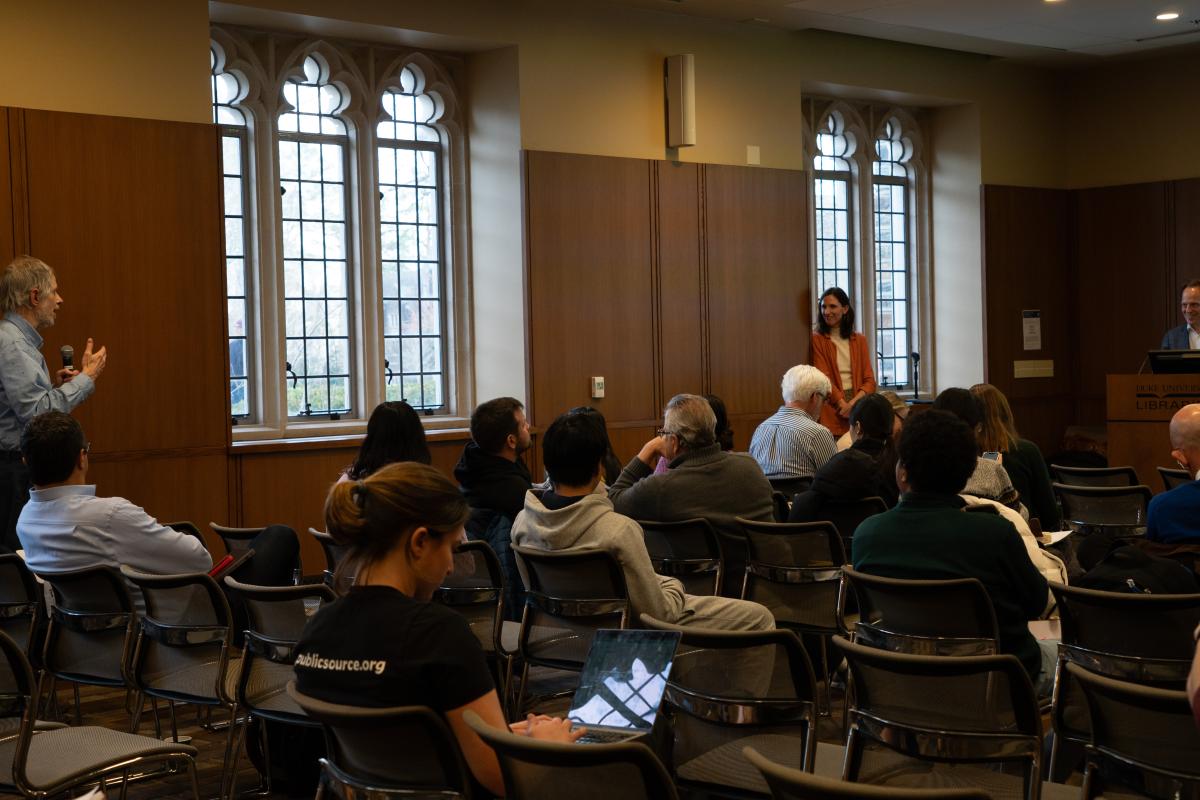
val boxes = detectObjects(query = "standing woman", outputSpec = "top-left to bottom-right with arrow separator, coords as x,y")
810,288 -> 877,438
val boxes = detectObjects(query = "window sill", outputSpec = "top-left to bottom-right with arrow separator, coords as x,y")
230,421 -> 472,455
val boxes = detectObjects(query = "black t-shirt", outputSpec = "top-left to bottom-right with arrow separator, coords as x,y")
293,584 -> 495,711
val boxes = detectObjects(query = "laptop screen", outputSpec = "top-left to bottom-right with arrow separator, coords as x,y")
567,629 -> 681,731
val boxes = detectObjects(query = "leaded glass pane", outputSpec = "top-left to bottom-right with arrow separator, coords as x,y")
873,118 -> 912,389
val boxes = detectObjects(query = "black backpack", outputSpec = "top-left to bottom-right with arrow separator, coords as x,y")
1076,536 -> 1200,594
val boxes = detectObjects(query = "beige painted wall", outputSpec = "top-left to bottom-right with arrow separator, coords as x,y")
0,0 -> 211,124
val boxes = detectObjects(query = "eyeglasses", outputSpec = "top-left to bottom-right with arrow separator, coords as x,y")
83,442 -> 91,455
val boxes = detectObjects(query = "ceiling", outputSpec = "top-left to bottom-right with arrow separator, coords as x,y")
595,0 -> 1200,63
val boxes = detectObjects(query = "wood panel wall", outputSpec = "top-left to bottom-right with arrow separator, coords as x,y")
523,150 -> 810,462
983,179 -> 1195,459
0,109 -> 14,264
980,185 -> 1075,454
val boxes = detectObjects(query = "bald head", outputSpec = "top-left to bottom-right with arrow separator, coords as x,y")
1169,404 -> 1200,477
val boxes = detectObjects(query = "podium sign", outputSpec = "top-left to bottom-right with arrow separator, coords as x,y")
1107,375 -> 1200,421
1107,374 -> 1200,487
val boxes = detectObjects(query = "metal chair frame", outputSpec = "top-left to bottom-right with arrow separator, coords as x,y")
638,518 -> 724,597
1049,465 -> 1139,488
1066,662 -> 1200,800
511,546 -> 629,717
834,635 -> 1043,800
307,528 -> 350,588
1051,483 -> 1153,532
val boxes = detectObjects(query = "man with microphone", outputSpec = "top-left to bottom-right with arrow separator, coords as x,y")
0,256 -> 107,550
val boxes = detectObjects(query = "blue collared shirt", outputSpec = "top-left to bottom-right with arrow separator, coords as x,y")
0,311 -> 94,450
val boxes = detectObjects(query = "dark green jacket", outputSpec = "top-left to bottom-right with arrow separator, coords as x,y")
852,492 -> 1050,679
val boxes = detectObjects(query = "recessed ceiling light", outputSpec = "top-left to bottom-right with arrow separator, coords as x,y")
1157,11 -> 1181,19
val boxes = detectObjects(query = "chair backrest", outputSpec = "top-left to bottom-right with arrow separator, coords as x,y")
121,567 -> 234,705
0,555 -> 40,655
769,476 -> 811,498
810,497 -> 889,551
223,578 -> 336,720
307,527 -> 350,586
37,565 -> 136,687
1052,483 -> 1153,528
737,519 -> 845,635
463,709 -> 679,800
434,540 -> 505,655
834,634 -> 1041,743
742,746 -> 992,800
513,545 -> 629,671
841,567 -> 999,656
1157,466 -> 1192,492
638,518 -> 723,596
209,522 -> 266,557
1066,662 -> 1200,792
1050,465 -> 1139,487
640,614 -> 820,779
287,682 -> 472,796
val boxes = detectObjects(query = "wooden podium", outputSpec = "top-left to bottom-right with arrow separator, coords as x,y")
1107,374 -> 1200,486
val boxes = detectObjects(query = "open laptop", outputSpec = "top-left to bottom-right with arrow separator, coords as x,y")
567,628 -> 681,744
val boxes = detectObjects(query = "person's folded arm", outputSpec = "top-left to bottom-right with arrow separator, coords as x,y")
111,501 -> 213,574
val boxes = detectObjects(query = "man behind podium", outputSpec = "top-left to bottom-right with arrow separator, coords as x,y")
1146,404 -> 1200,544
1161,280 -> 1200,350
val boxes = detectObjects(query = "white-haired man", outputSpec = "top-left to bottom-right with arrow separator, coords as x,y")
749,364 -> 836,480
0,256 -> 107,551
1146,403 -> 1200,544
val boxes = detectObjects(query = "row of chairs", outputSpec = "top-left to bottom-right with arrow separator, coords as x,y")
1050,464 -> 1190,492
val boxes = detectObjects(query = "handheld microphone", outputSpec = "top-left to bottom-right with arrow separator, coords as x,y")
60,345 -> 74,371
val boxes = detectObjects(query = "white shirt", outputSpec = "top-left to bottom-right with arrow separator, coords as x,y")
17,484 -> 212,578
1190,327 -> 1200,350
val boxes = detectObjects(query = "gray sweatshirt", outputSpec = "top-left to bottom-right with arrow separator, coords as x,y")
511,489 -> 688,625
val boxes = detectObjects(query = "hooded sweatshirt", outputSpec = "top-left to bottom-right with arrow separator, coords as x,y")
511,489 -> 687,625
453,441 -> 532,522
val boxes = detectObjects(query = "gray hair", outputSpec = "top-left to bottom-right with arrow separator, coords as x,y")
781,364 -> 831,404
663,393 -> 716,450
1,256 -> 55,314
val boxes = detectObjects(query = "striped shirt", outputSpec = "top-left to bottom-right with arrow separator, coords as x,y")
749,406 -> 836,479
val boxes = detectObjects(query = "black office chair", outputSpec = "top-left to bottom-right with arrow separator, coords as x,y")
1157,466 -> 1191,492
1050,465 -> 1138,487
1052,483 -> 1153,534
639,518 -> 724,596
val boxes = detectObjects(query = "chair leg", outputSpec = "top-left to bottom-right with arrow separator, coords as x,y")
1026,754 -> 1042,800
118,767 -> 130,800
187,756 -> 202,800
72,682 -> 82,725
151,697 -> 163,740
514,661 -> 530,719
842,726 -> 864,782
168,699 -> 179,743
219,705 -> 240,800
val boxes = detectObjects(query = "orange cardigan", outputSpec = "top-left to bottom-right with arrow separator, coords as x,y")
809,330 -> 878,436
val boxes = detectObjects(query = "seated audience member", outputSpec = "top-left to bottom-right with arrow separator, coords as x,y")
610,393 -> 774,541
706,393 -> 736,452
513,411 -> 774,631
17,411 -> 297,588
970,383 -> 1062,531
454,397 -> 532,523
836,390 -> 907,452
749,365 -> 836,480
852,409 -> 1054,695
1147,403 -> 1200,544
790,394 -> 899,523
295,462 -> 580,797
567,406 -> 622,487
339,400 -> 431,483
455,398 -> 533,618
933,388 -> 1027,517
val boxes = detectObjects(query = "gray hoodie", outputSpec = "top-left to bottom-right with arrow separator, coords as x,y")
511,489 -> 688,625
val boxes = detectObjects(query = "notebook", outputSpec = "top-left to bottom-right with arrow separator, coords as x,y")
566,628 -> 681,744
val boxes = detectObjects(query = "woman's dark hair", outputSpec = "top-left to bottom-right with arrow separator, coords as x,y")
932,388 -> 983,433
567,406 -> 621,484
816,287 -> 855,338
704,394 -> 735,451
346,401 -> 431,480
898,409 -> 978,495
849,394 -> 894,442
325,461 -> 469,590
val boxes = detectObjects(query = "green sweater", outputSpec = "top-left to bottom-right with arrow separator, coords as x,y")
852,492 -> 1050,679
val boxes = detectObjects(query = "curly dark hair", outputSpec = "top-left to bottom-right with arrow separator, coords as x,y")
897,409 -> 977,495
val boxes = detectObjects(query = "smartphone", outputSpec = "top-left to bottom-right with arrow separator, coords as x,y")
982,451 -> 1002,462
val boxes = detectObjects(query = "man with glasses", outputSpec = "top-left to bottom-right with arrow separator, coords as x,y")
1161,279 -> 1200,350
609,394 -> 774,595
749,364 -> 837,481
0,256 -> 108,551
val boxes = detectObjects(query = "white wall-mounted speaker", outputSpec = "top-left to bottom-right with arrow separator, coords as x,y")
665,54 -> 695,148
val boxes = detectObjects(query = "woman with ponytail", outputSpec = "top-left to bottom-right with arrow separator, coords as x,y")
294,462 -> 581,796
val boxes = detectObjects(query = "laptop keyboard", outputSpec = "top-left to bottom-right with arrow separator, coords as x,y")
576,729 -> 639,745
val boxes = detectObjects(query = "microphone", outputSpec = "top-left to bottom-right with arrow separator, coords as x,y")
60,345 -> 74,371
911,351 -> 921,400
